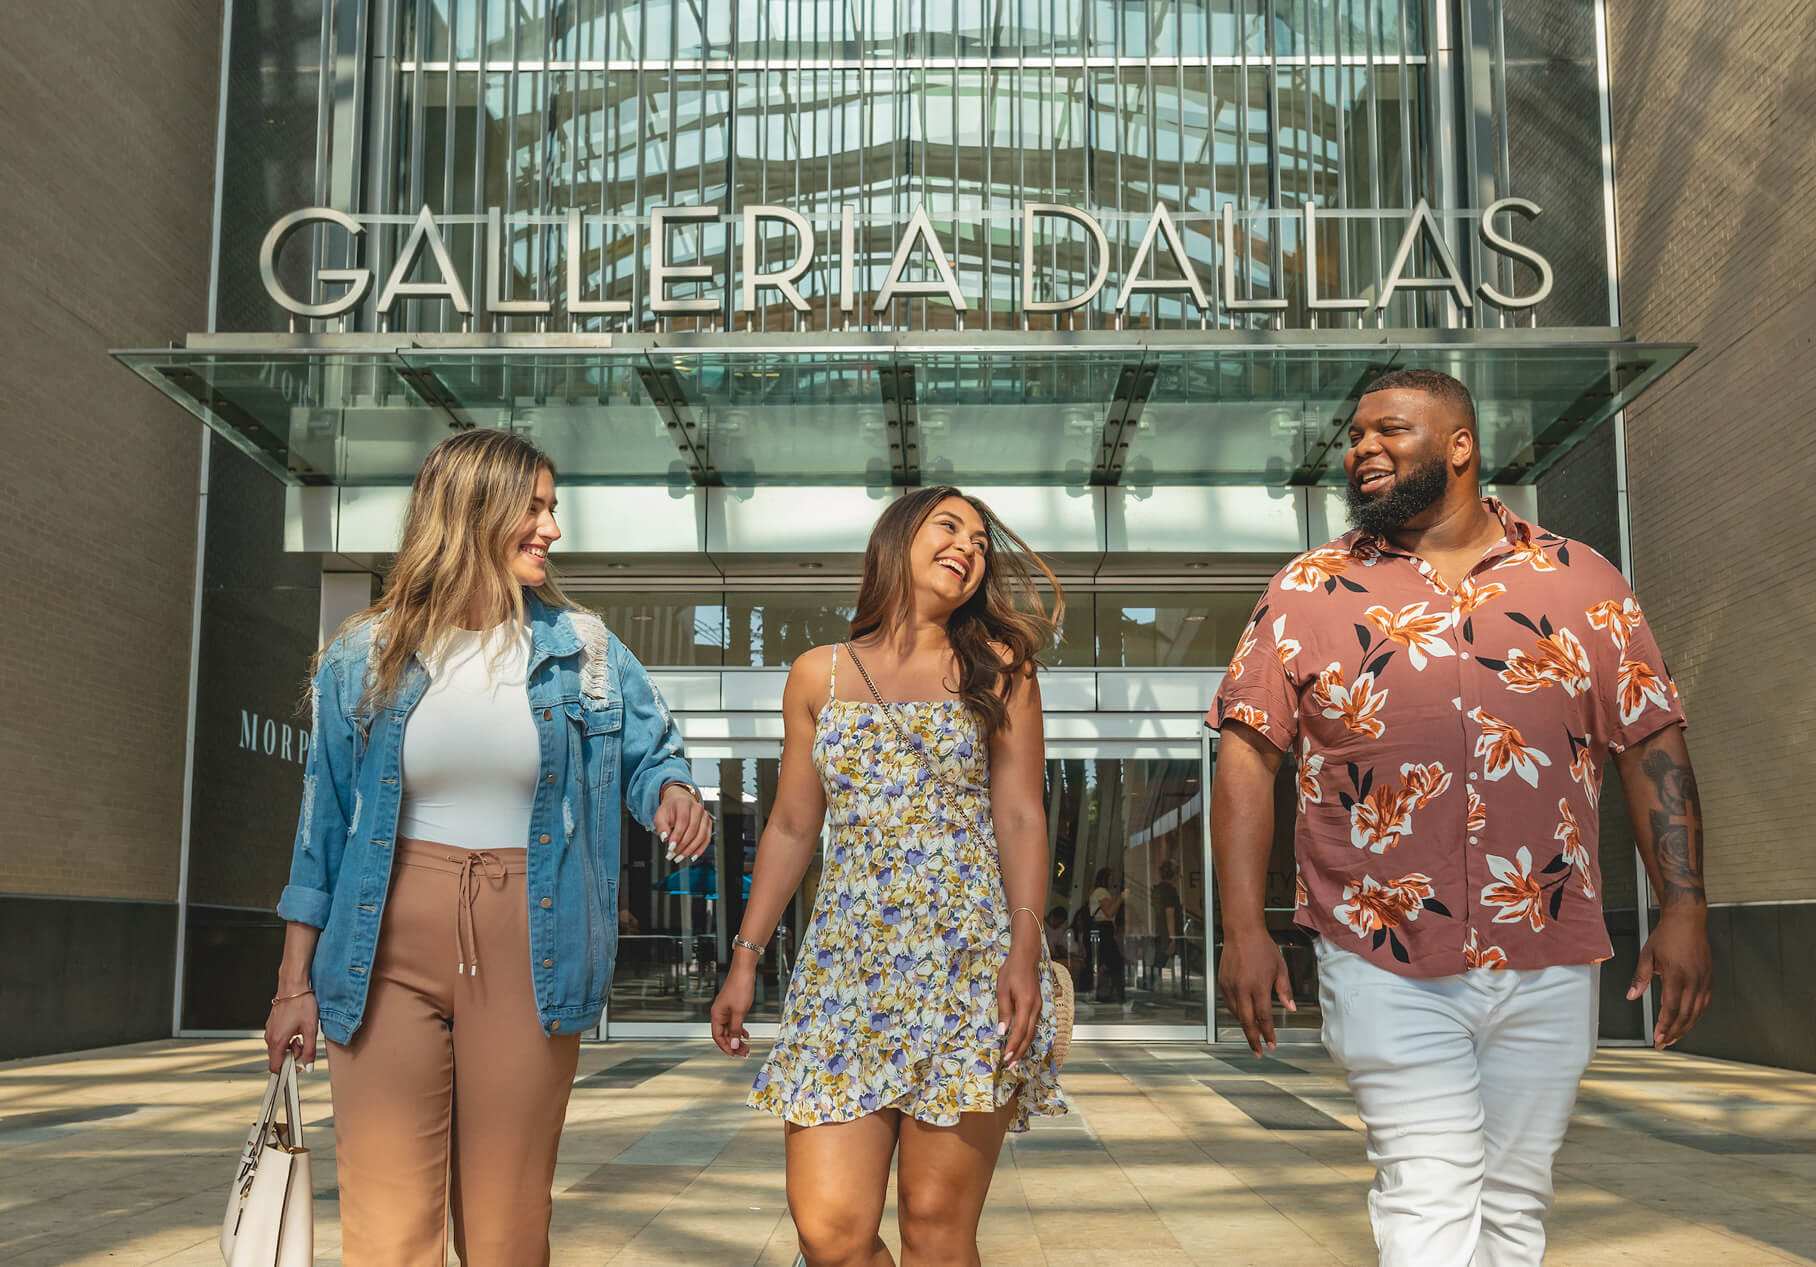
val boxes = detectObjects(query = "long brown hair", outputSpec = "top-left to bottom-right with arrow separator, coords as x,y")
324,429 -> 577,715
849,486 -> 1065,739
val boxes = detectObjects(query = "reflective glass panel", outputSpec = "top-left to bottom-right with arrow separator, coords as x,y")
726,591 -> 859,666
612,755 -> 809,1024
1049,757 -> 1207,1027
570,591 -> 728,665
1096,591 -> 1265,667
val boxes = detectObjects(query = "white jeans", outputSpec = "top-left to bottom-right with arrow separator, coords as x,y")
1315,938 -> 1598,1267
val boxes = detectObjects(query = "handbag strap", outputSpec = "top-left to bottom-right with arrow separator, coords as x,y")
254,1049 -> 306,1150
842,643 -> 991,848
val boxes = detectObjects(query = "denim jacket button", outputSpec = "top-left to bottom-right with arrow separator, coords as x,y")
543,958 -> 553,968
551,1020 -> 562,1032
540,897 -> 553,909
539,833 -> 552,844
543,708 -> 552,721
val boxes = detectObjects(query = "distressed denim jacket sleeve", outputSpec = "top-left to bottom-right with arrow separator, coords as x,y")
614,636 -> 695,827
277,652 -> 358,928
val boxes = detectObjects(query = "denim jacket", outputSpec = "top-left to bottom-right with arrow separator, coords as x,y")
277,593 -> 696,1042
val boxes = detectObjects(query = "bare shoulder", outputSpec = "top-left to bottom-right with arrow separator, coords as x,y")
783,644 -> 840,703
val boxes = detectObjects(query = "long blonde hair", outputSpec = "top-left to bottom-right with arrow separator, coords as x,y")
325,429 -> 577,715
849,486 -> 1065,740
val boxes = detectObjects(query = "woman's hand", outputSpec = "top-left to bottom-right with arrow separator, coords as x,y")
655,783 -> 713,862
710,962 -> 755,1057
996,947 -> 1043,1066
263,990 -> 319,1073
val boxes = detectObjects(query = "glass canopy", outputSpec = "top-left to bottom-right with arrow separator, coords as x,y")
115,334 -> 1689,489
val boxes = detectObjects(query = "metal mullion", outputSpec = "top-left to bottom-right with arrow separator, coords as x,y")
1107,65 -> 1121,331
441,18 -> 460,333
1234,3 -> 1250,323
1490,0 -> 1512,330
1145,59 -> 1158,327
397,0 -> 430,333
630,62 -> 647,326
500,1 -> 520,341
1364,0 -> 1384,330
309,0 -> 335,323
664,39 -> 680,333
1174,41 -> 1192,330
1262,0 -> 1284,330
1016,58 -> 1027,331
1204,40 -> 1218,328
363,0 -> 403,335
469,0 -> 490,330
792,67 -> 804,333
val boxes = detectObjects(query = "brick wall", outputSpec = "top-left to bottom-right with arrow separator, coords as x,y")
0,2 -> 220,900
1608,2 -> 1816,902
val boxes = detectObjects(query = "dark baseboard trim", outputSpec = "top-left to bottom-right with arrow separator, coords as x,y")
1672,901 -> 1816,1074
0,896 -> 177,1061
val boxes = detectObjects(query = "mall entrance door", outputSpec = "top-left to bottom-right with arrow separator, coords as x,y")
602,737 -> 1214,1042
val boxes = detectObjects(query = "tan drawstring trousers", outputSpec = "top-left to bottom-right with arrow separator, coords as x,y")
326,838 -> 581,1266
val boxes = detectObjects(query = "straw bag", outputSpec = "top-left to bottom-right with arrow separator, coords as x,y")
221,1048 -> 312,1267
845,644 -> 1075,1069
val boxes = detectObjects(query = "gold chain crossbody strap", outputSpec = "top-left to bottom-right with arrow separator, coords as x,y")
841,643 -> 1075,1067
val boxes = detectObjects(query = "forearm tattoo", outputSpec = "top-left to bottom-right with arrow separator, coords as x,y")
1642,747 -> 1706,906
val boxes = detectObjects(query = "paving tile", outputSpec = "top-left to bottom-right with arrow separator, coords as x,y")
2,1038 -> 1815,1265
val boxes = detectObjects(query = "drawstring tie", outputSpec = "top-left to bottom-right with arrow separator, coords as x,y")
453,851 -> 508,975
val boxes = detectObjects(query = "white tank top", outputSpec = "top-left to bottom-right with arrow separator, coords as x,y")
398,624 -> 541,850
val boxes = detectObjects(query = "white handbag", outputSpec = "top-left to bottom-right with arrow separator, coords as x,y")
221,1048 -> 313,1267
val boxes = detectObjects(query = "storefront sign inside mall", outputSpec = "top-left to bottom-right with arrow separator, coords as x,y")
259,198 -> 1555,325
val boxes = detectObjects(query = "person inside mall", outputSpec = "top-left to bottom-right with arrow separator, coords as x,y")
1208,369 -> 1714,1266
710,487 -> 1069,1266
261,429 -> 712,1266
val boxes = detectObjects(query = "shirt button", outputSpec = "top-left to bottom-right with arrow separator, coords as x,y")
1460,651 -> 1472,661
1468,773 -> 1478,782
1469,835 -> 1479,845
543,708 -> 552,721
543,958 -> 553,968
540,897 -> 553,909
539,833 -> 551,843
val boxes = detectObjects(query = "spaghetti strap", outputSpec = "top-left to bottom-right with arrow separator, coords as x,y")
829,642 -> 839,701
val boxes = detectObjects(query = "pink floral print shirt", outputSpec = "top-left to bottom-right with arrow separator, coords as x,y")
1209,499 -> 1686,977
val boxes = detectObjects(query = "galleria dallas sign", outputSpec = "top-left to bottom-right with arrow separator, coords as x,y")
260,197 -> 1554,324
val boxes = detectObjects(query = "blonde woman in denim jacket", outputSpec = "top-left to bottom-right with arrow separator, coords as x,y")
261,430 -> 711,1266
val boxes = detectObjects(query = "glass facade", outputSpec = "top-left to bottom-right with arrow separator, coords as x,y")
155,0 -> 1673,1046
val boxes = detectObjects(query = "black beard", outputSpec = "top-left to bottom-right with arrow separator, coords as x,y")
1345,457 -> 1451,537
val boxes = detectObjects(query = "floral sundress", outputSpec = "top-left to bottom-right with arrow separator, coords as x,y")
748,645 -> 1068,1131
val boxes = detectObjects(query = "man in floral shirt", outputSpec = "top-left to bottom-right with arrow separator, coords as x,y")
1209,369 -> 1712,1266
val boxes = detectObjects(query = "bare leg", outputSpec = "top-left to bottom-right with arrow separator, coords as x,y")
894,1103 -> 1018,1267
785,1111 -> 901,1267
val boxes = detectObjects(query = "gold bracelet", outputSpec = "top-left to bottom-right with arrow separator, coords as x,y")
270,987 -> 315,1005
1010,905 -> 1043,931
662,781 -> 704,806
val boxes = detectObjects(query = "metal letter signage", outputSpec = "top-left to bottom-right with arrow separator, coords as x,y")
259,208 -> 371,318
259,199 -> 1558,330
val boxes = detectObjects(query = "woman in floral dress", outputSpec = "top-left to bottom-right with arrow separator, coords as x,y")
711,487 -> 1068,1266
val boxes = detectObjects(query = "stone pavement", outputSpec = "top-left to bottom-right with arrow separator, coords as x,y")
2,1039 -> 1814,1265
